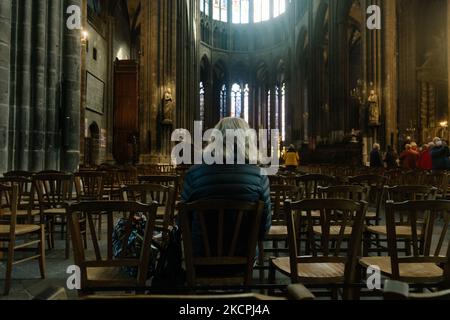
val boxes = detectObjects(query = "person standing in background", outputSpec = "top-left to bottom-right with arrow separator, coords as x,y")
370,143 -> 384,168
417,144 -> 432,170
384,146 -> 399,169
283,145 -> 300,172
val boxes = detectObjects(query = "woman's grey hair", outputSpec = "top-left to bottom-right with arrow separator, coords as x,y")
212,117 -> 258,164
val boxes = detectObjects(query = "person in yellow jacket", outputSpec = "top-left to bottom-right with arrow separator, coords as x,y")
283,145 -> 300,172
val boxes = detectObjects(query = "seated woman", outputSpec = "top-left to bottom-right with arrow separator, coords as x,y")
180,117 -> 272,259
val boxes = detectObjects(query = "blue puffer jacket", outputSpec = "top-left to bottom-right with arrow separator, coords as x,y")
431,146 -> 450,170
180,164 -> 272,257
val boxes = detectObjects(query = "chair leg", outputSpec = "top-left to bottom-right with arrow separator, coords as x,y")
65,217 -> 71,260
38,228 -> 46,279
268,260 -> 276,296
258,241 -> 265,285
97,214 -> 102,241
4,241 -> 14,296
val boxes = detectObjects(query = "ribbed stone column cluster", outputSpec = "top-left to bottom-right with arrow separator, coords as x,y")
0,1 -> 11,173
0,0 -> 81,173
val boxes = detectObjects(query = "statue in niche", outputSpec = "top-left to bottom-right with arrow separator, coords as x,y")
162,88 -> 174,125
368,89 -> 380,126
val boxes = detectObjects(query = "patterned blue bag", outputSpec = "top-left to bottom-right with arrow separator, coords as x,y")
112,214 -> 157,278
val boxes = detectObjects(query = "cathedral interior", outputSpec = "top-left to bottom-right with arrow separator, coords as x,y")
1,0 -> 448,172
1,0 -> 450,303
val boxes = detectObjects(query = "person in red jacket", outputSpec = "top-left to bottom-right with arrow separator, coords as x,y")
417,144 -> 433,170
399,144 -> 419,170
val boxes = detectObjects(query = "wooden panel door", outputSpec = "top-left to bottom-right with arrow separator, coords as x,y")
113,60 -> 139,164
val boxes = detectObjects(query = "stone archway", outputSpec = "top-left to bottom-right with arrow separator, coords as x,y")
85,122 -> 101,166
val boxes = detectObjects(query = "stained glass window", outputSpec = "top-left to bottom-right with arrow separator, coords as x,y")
200,82 -> 205,124
220,84 -> 227,118
244,84 -> 250,122
231,83 -> 242,118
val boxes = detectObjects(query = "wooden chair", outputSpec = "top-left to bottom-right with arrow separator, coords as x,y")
296,174 -> 337,199
68,201 -> 158,295
258,185 -> 300,282
74,171 -> 105,242
314,185 -> 369,240
179,200 -> 264,290
122,184 -> 176,238
360,200 -> 450,287
3,171 -> 34,179
364,185 -> 438,256
139,175 -> 181,202
33,172 -> 73,256
1,177 -> 40,224
0,184 -> 45,295
348,174 -> 387,225
269,199 -> 367,300
384,280 -> 450,300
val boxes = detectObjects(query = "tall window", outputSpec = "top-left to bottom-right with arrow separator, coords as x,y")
232,0 -> 249,24
200,0 -> 210,15
200,82 -> 205,124
231,83 -> 242,118
213,0 -> 228,22
267,90 -> 271,130
244,84 -> 250,122
274,0 -> 286,17
281,83 -> 286,141
254,0 -> 270,23
275,85 -> 280,130
220,84 -> 227,118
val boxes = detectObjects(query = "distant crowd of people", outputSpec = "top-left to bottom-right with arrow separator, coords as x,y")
370,137 -> 450,171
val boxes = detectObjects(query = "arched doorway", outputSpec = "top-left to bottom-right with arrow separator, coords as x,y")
85,122 -> 100,166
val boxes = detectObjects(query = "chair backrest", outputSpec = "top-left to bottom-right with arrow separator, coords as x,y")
296,174 -> 337,199
270,185 -> 300,222
423,172 -> 449,199
319,185 -> 368,202
122,183 -> 176,230
74,171 -> 105,201
3,171 -> 34,179
1,177 -> 35,208
284,199 -> 367,284
385,200 -> 450,283
116,166 -> 138,185
33,173 -> 73,208
0,184 -> 19,236
138,175 -> 180,197
179,200 -> 264,288
68,201 -> 158,292
386,185 -> 438,202
349,174 -> 387,217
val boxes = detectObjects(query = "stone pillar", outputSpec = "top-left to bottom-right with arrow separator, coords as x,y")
45,0 -> 62,169
0,1 -> 11,173
382,0 -> 398,149
448,0 -> 450,124
30,0 -> 48,171
61,0 -> 81,172
14,0 -> 33,170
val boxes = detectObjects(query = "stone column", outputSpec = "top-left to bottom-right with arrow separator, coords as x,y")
45,0 -> 62,169
16,0 -> 32,170
61,0 -> 81,172
382,0 -> 398,148
448,0 -> 450,124
30,0 -> 48,171
0,1 -> 12,173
